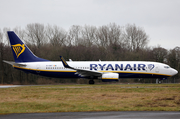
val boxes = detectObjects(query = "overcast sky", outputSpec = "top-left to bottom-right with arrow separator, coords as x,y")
1,0 -> 180,49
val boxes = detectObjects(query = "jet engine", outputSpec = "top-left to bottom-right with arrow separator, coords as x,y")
101,73 -> 119,82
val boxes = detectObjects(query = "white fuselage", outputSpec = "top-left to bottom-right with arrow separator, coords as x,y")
13,61 -> 178,79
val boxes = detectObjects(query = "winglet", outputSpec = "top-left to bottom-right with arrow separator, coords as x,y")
60,56 -> 73,69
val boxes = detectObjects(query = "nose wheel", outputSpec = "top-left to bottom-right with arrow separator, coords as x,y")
89,80 -> 94,84
156,79 -> 162,84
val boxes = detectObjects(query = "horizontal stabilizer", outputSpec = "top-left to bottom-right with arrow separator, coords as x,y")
3,60 -> 26,67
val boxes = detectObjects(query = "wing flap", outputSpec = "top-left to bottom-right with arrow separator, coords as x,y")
76,69 -> 102,77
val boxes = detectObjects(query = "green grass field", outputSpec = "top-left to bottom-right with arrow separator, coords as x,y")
0,84 -> 180,114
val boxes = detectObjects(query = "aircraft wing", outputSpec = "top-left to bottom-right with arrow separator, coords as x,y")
75,69 -> 102,77
3,60 -> 26,67
60,56 -> 102,77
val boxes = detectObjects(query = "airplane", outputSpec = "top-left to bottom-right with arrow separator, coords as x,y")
3,31 -> 178,84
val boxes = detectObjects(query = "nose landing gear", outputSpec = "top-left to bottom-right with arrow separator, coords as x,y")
89,80 -> 94,84
156,79 -> 162,84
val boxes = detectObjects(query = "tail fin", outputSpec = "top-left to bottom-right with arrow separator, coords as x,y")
7,31 -> 49,63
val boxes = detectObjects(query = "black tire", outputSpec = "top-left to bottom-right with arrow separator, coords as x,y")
89,80 -> 95,84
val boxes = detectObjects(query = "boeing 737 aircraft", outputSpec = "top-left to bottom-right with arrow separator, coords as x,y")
3,31 -> 178,84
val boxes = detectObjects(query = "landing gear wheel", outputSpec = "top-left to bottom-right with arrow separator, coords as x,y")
89,80 -> 94,84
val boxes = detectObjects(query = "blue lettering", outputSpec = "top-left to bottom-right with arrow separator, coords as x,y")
91,63 -> 146,71
115,64 -> 123,70
98,64 -> 106,70
90,64 -> 97,70
138,64 -> 146,70
124,64 -> 132,70
106,64 -> 114,71
134,64 -> 136,70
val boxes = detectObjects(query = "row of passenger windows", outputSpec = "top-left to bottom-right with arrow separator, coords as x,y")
46,67 -> 90,69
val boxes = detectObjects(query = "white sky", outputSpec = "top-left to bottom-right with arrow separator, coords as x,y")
0,0 -> 180,49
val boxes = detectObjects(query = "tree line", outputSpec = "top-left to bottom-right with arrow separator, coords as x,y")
0,23 -> 179,84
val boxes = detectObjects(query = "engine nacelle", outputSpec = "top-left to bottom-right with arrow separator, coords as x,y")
101,73 -> 119,82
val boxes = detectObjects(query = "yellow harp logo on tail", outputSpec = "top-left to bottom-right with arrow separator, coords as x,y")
11,44 -> 25,58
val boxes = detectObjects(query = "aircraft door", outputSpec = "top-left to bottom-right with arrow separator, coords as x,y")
155,65 -> 159,73
36,65 -> 41,73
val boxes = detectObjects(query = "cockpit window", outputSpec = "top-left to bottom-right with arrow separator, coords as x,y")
164,66 -> 170,69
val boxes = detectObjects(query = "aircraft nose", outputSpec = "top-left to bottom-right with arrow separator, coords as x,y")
171,68 -> 178,76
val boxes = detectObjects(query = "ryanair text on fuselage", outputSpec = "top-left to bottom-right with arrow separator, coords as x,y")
90,64 -> 154,71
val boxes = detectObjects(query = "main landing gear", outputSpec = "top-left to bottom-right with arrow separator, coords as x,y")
89,80 -> 95,84
156,79 -> 162,84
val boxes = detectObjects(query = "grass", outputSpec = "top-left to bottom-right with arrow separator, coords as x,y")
0,84 -> 180,114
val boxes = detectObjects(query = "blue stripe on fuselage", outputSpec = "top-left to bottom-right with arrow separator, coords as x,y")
14,66 -> 170,79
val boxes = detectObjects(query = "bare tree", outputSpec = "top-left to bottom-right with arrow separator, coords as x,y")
67,25 -> 82,46
168,46 -> 180,80
81,25 -> 97,47
26,23 -> 46,48
0,29 -> 3,43
3,27 -> 11,45
152,46 -> 168,63
107,23 -> 122,46
168,47 -> 180,67
46,25 -> 66,47
0,29 -> 4,84
94,23 -> 123,47
13,27 -> 26,40
95,25 -> 109,48
124,24 -> 149,52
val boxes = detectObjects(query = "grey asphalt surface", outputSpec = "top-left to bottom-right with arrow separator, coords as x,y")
0,111 -> 180,119
0,85 -> 22,88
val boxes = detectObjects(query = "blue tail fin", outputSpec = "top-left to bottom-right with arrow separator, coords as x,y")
7,31 -> 49,63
